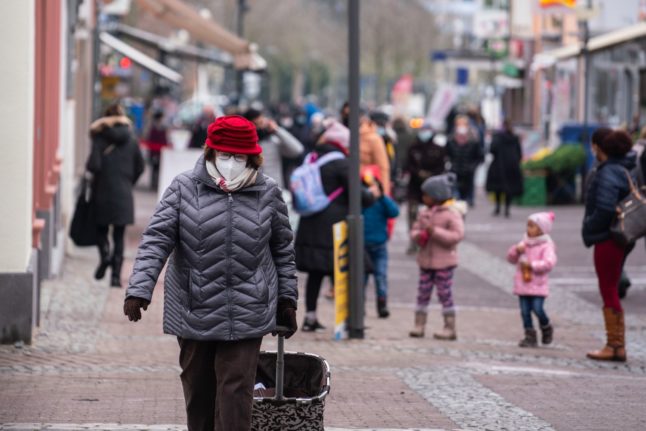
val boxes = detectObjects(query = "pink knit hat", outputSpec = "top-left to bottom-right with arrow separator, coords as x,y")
528,212 -> 555,235
319,120 -> 350,153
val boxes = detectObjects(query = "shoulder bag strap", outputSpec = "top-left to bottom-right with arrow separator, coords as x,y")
622,168 -> 642,198
315,151 -> 344,167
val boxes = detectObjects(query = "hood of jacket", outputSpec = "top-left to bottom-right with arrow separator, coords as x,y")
90,115 -> 133,145
602,152 -> 637,171
439,199 -> 468,217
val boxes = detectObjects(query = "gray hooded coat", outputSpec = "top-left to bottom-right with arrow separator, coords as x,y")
126,155 -> 298,341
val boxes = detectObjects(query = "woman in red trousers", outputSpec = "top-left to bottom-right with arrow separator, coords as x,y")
582,130 -> 636,362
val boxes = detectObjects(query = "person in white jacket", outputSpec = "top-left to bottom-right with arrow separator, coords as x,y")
243,108 -> 304,190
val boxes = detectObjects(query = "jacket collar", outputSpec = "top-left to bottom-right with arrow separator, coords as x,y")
192,154 -> 267,192
89,115 -> 132,135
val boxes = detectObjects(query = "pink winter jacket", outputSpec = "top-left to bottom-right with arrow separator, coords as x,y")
507,235 -> 557,297
411,202 -> 465,270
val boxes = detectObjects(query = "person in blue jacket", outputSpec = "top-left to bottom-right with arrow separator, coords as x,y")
582,130 -> 636,362
363,166 -> 400,318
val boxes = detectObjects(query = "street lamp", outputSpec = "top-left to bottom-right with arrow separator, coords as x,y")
579,0 -> 592,151
236,0 -> 248,105
347,0 -> 364,339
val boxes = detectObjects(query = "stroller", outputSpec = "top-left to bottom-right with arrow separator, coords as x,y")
251,329 -> 331,431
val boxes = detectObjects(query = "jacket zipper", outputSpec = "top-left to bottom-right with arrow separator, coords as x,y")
226,192 -> 234,340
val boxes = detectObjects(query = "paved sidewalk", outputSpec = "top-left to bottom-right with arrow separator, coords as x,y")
2,188 -> 646,430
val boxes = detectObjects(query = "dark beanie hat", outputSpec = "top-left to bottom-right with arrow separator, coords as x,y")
421,173 -> 456,202
243,108 -> 262,122
205,115 -> 262,155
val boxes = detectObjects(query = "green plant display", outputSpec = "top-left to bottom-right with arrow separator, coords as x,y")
523,143 -> 586,174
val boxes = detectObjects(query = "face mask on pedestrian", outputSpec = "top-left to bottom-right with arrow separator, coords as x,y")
377,126 -> 386,136
456,126 -> 469,135
418,130 -> 433,143
216,153 -> 248,180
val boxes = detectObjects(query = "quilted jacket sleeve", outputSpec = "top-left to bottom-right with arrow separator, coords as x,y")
431,210 -> 465,247
507,243 -> 522,264
269,186 -> 298,307
531,242 -> 557,275
126,177 -> 181,302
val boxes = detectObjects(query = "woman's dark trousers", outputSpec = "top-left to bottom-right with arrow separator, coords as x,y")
178,337 -> 262,431
494,192 -> 512,216
306,271 -> 333,312
95,225 -> 125,285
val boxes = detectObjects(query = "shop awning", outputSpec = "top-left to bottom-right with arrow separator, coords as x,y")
99,32 -> 183,83
111,23 -> 233,66
135,0 -> 266,71
531,22 -> 646,71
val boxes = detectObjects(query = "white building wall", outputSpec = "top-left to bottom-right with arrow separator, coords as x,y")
0,0 -> 35,273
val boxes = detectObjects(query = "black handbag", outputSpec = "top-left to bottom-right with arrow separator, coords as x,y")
610,169 -> 646,247
69,176 -> 97,247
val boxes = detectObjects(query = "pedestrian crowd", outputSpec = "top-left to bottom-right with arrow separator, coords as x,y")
74,99 -> 646,431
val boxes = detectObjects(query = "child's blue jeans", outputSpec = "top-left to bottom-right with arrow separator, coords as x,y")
519,295 -> 550,329
364,242 -> 389,299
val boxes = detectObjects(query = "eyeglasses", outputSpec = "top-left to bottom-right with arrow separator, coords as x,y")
216,153 -> 248,162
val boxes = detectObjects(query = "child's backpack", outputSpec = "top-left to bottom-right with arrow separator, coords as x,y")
290,151 -> 345,216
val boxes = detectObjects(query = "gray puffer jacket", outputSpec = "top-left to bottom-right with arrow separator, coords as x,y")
126,155 -> 298,341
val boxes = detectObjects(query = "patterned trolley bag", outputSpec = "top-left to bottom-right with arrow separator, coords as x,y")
251,329 -> 331,431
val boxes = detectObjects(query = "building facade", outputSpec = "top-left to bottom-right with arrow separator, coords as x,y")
0,0 -> 96,344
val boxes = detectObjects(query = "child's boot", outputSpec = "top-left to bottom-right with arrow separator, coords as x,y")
540,324 -> 554,345
433,312 -> 457,341
409,311 -> 427,338
519,329 -> 538,347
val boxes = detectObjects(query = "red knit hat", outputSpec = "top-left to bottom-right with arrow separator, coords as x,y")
205,115 -> 262,155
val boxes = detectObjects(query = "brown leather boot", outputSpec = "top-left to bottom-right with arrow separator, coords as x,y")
587,307 -> 627,362
409,311 -> 427,338
433,313 -> 457,341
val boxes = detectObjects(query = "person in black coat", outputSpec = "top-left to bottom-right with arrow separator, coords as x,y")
295,122 -> 376,332
583,130 -> 635,363
404,126 -> 447,252
86,104 -> 144,288
486,120 -> 524,217
446,115 -> 484,206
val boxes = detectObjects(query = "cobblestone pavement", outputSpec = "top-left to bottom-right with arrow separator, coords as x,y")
2,187 -> 646,430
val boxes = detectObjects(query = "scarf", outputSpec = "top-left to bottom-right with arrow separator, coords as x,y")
205,160 -> 258,193
523,233 -> 552,247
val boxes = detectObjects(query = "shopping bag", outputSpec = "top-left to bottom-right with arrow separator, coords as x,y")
69,177 -> 97,246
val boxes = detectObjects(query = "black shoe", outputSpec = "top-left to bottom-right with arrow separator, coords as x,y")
302,318 -> 326,332
541,324 -> 553,345
94,244 -> 111,280
377,298 -> 390,318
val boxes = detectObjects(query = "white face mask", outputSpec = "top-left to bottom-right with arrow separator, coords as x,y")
456,126 -> 469,135
418,130 -> 433,142
216,157 -> 247,180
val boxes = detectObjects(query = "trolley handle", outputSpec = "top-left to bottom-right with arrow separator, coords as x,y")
274,325 -> 289,401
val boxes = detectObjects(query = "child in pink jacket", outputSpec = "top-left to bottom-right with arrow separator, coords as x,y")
409,173 -> 465,340
507,212 -> 558,347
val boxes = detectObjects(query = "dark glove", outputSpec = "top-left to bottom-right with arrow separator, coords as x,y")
273,298 -> 297,339
124,297 -> 149,322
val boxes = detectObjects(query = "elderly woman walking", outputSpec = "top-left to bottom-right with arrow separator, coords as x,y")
123,115 -> 298,431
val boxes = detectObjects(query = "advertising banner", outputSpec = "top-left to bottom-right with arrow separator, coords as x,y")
333,221 -> 349,340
